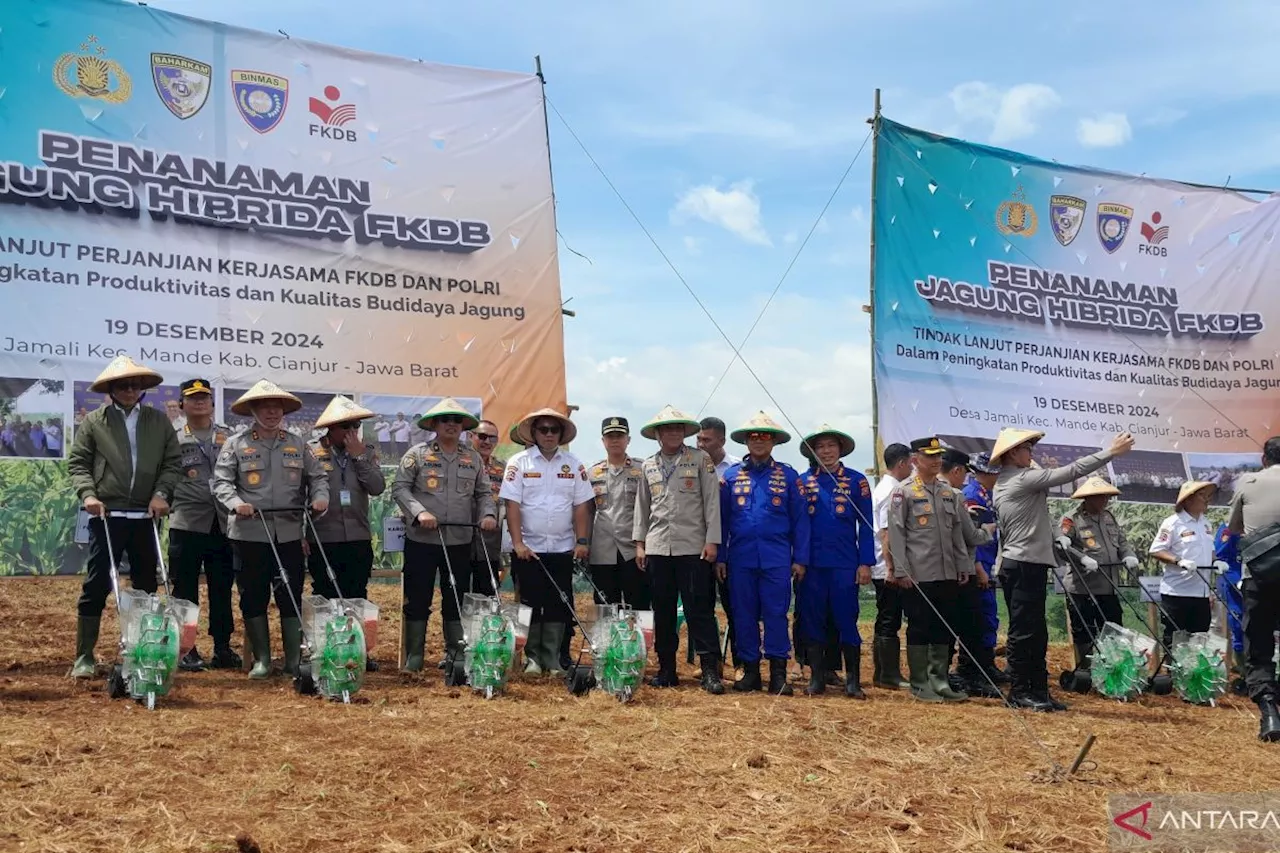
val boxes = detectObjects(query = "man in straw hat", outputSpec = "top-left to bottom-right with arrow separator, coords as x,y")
795,423 -> 873,697
991,427 -> 1133,711
306,395 -> 386,670
1056,476 -> 1138,679
1149,480 -> 1217,652
717,411 -> 809,696
165,378 -> 239,672
498,407 -> 593,676
586,417 -> 650,609
1227,436 -> 1280,741
392,398 -> 497,672
67,355 -> 182,678
886,437 -> 974,703
633,405 -> 725,693
213,380 -> 330,679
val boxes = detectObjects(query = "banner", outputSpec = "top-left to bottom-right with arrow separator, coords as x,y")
0,0 -> 564,574
873,118 -> 1280,506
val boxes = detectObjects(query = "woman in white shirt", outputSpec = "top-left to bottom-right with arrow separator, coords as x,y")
1148,481 -> 1217,650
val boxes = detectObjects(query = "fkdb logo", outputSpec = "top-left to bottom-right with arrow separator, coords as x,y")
308,85 -> 358,142
1139,211 -> 1169,257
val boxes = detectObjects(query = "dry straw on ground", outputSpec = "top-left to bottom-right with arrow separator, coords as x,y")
2,579 -> 1276,852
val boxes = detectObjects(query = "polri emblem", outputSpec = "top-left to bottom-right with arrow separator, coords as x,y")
54,35 -> 132,105
151,53 -> 211,119
995,186 -> 1038,237
1048,195 -> 1086,246
231,70 -> 288,134
1096,203 -> 1133,254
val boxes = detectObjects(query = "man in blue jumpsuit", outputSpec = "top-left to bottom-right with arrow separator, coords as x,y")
1215,523 -> 1247,693
716,412 -> 810,696
964,452 -> 1008,685
796,424 -> 874,697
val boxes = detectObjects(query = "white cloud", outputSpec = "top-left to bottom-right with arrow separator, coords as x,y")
1076,112 -> 1133,148
948,82 -> 1062,144
671,180 -> 772,246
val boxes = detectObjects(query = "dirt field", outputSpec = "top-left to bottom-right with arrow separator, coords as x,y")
2,578 -> 1276,853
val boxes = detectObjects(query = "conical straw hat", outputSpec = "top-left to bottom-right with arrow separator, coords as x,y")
1175,480 -> 1215,510
88,355 -> 163,394
640,404 -> 700,440
516,407 -> 577,445
315,395 -> 375,430
1071,476 -> 1120,500
989,427 -> 1045,465
418,397 -> 480,431
730,411 -> 791,445
509,422 -> 528,447
799,423 -> 855,460
230,380 -> 302,416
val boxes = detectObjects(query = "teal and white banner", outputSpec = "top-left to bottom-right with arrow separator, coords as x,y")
873,118 -> 1280,504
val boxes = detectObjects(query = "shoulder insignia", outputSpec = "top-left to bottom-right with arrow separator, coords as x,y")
860,480 -> 871,498
1061,516 -> 1074,532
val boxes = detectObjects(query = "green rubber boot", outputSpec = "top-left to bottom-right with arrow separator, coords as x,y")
281,617 -> 302,676
929,644 -> 969,702
401,619 -> 428,672
246,616 -> 272,679
542,623 -> 567,676
69,615 -> 100,679
908,644 -> 942,703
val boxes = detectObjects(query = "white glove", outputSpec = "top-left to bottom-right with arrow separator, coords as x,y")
1123,556 -> 1139,570
1213,560 -> 1229,575
1081,556 -> 1099,571
1056,535 -> 1071,551
1177,558 -> 1197,572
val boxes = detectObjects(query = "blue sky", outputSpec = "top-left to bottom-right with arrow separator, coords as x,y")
144,0 -> 1280,471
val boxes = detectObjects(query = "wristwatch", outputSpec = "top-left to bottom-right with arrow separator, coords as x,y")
576,537 -> 589,546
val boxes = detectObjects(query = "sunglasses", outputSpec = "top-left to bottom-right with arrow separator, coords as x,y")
436,415 -> 465,424
535,425 -> 562,435
113,380 -> 144,390
746,432 -> 774,441
474,432 -> 498,441
332,422 -> 360,431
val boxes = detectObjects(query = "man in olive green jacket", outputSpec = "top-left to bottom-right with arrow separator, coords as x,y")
66,356 -> 182,678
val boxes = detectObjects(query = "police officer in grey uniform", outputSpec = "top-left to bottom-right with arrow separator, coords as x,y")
306,395 -> 386,670
633,405 -> 724,694
1055,476 -> 1138,676
166,378 -> 239,672
588,417 -> 650,608
991,427 -> 1133,712
213,380 -> 330,679
1227,435 -> 1280,742
887,437 -> 974,703
392,397 -> 497,673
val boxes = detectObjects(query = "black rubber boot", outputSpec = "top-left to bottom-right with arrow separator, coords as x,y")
1258,695 -> 1280,743
768,658 -> 793,696
281,617 -> 303,677
733,660 -> 762,692
805,643 -> 826,696
210,643 -> 242,670
700,655 -> 725,695
842,644 -> 866,699
871,637 -> 885,685
180,647 -> 206,672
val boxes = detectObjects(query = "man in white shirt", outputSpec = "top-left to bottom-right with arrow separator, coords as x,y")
499,408 -> 594,675
697,416 -> 741,672
374,417 -> 393,458
44,419 -> 63,458
870,442 -> 913,689
1149,481 -> 1217,651
392,412 -> 411,458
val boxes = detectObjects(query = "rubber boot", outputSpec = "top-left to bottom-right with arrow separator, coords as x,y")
907,645 -> 942,702
870,637 -> 885,685
700,654 -> 725,695
281,617 -> 302,676
246,616 -> 272,679
842,644 -> 867,699
180,647 -> 206,672
805,643 -> 827,696
70,615 -> 100,679
649,656 -> 679,688
733,660 -> 762,692
210,642 -> 242,670
1258,695 -> 1280,743
929,645 -> 968,702
443,620 -> 465,662
876,636 -> 910,689
401,619 -> 428,673
767,658 -> 793,696
542,623 -> 567,676
523,624 -> 544,675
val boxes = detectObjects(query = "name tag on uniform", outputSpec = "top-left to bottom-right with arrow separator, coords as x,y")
339,489 -> 352,507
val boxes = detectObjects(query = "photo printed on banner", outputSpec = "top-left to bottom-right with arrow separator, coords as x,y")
360,394 -> 483,464
0,378 -> 69,460
1185,452 -> 1262,507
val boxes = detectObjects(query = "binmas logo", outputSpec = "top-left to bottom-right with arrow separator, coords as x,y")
308,85 -> 358,143
1139,211 -> 1170,257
